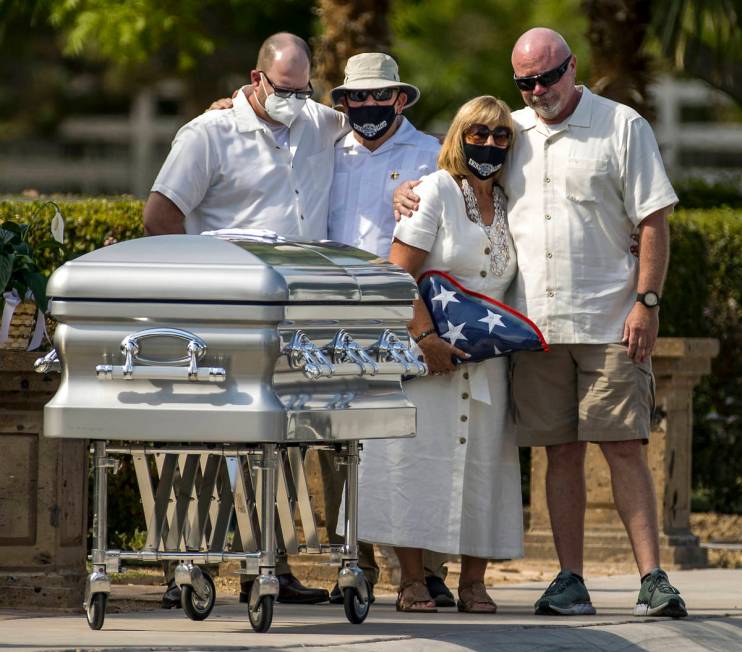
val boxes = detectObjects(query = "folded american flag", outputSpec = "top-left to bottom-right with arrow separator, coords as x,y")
418,270 -> 548,362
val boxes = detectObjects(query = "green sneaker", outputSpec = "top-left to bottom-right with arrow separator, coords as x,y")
534,570 -> 596,615
633,569 -> 687,618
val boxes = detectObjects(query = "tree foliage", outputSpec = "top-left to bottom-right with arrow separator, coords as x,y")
388,0 -> 590,130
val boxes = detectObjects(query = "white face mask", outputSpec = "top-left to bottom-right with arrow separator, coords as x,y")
261,76 -> 305,127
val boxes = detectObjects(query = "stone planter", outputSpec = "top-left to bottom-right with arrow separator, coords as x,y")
0,351 -> 88,609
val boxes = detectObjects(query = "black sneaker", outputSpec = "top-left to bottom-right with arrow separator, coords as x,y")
425,575 -> 456,607
534,570 -> 596,615
633,569 -> 687,618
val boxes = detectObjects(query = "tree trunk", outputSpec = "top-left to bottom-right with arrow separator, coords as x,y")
312,0 -> 391,105
583,0 -> 654,119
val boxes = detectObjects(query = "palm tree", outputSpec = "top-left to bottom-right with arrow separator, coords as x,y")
312,0 -> 391,105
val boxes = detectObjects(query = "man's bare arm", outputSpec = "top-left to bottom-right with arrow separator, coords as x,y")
622,205 -> 672,363
143,192 -> 186,235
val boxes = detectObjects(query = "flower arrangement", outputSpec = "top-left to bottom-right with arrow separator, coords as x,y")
0,202 -> 65,350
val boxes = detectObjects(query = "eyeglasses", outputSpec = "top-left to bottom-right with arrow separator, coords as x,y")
463,124 -> 512,147
345,88 -> 398,103
259,71 -> 314,99
513,54 -> 573,91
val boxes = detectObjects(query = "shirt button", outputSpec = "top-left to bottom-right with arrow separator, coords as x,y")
547,289 -> 555,297
300,214 -> 305,220
460,415 -> 468,422
545,214 -> 552,220
459,437 -> 467,444
546,252 -> 553,259
545,177 -> 551,183
480,270 -> 487,277
463,372 -> 469,380
484,247 -> 491,255
294,189 -> 300,195
462,392 -> 469,400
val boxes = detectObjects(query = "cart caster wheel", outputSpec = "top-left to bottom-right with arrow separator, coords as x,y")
86,592 -> 107,630
248,595 -> 274,633
343,587 -> 370,624
182,572 -> 216,621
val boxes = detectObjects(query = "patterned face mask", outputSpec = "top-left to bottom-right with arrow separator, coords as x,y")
463,142 -> 507,180
347,104 -> 397,140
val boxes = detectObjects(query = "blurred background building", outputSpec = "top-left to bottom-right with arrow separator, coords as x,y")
0,0 -> 740,197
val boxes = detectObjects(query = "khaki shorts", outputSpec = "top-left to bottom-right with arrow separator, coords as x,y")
511,343 -> 654,447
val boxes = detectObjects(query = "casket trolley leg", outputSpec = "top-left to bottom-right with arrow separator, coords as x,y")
337,440 -> 371,624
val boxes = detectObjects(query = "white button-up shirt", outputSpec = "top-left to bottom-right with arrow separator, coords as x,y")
152,90 -> 348,239
504,87 -> 678,344
328,117 -> 440,257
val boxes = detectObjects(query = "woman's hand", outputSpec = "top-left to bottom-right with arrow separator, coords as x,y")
418,334 -> 470,375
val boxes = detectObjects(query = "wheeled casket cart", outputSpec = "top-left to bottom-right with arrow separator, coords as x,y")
35,233 -> 425,632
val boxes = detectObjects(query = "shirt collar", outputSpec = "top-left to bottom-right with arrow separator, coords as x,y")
233,88 -> 266,133
338,116 -> 419,152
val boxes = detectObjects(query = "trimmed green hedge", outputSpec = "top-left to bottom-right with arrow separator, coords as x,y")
0,197 -> 144,277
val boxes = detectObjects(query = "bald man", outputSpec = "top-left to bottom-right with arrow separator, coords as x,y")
505,28 -> 684,618
145,32 -> 346,608
144,32 -> 346,239
393,27 -> 685,619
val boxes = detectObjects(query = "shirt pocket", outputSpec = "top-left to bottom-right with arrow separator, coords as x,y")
383,168 -> 427,206
565,158 -> 608,203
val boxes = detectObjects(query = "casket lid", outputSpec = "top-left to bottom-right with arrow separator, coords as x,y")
46,235 -> 417,304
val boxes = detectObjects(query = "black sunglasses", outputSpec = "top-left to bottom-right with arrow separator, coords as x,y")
513,54 -> 573,91
345,88 -> 398,103
463,124 -> 512,147
259,71 -> 313,99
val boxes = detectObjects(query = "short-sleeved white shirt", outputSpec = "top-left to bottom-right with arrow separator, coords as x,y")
328,117 -> 440,257
151,90 -> 348,239
503,87 -> 678,344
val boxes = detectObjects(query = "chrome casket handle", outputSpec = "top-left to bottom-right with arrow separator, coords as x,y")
324,329 -> 378,376
95,328 -> 226,382
34,348 -> 61,374
371,329 -> 428,377
283,330 -> 334,380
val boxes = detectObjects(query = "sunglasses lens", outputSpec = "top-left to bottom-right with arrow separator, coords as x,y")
463,125 -> 490,144
493,127 -> 511,146
347,90 -> 368,102
372,88 -> 394,101
514,77 -> 537,91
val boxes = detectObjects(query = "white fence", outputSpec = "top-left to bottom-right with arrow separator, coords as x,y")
0,77 -> 740,197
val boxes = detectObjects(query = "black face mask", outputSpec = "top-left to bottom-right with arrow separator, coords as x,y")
347,104 -> 397,140
463,142 -> 507,180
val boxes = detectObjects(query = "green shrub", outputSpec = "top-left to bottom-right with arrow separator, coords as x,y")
663,207 -> 742,513
0,197 -> 145,277
673,179 -> 742,210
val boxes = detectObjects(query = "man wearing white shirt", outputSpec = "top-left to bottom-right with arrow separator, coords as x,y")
505,28 -> 685,619
143,33 -> 346,240
324,53 -> 454,607
143,32 -> 346,608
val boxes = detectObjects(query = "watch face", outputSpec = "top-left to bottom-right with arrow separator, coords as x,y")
643,292 -> 659,307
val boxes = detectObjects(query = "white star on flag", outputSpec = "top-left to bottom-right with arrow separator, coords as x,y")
479,310 -> 506,333
441,320 -> 468,345
431,286 -> 459,311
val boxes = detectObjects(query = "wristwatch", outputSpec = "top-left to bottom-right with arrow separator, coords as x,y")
636,291 -> 660,308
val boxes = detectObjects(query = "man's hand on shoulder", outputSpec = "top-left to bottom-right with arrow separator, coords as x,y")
622,303 -> 659,363
393,179 -> 422,221
205,87 -> 249,112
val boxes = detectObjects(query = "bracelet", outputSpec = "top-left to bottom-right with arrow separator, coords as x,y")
412,328 -> 435,344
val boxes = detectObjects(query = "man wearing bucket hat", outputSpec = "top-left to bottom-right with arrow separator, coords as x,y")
323,52 -> 455,607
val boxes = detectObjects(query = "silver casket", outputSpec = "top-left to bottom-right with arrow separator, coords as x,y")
39,233 -> 426,632
43,233 -> 425,442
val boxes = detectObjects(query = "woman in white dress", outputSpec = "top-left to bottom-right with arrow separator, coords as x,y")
356,96 -> 522,613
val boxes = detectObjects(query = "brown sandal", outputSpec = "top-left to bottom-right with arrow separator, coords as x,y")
396,580 -> 438,612
457,582 -> 497,614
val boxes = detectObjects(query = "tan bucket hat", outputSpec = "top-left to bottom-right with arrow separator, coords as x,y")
330,53 -> 420,108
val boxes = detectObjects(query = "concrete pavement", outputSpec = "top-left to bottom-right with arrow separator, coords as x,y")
0,569 -> 740,651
